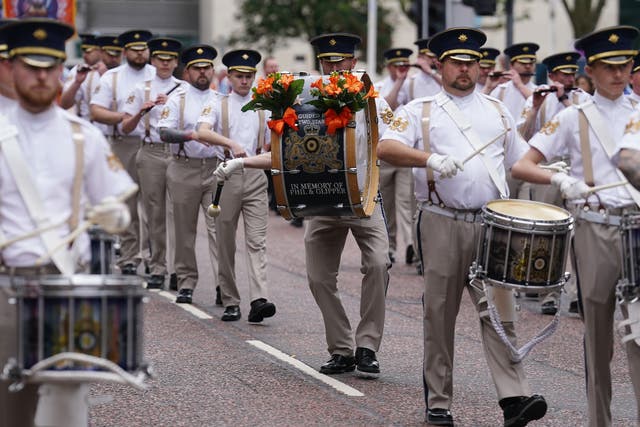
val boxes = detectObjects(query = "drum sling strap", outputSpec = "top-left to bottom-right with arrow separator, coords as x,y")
176,92 -> 187,158
111,72 -> 119,139
0,114 -> 85,276
576,99 -> 640,208
420,100 -> 443,206
434,92 -> 508,199
143,80 -> 151,143
221,97 -> 265,156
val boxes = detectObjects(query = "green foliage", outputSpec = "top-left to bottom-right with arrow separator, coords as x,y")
231,0 -> 394,73
560,0 -> 606,38
241,73 -> 305,118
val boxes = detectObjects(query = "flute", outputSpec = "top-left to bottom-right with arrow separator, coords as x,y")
488,71 -> 534,78
139,83 -> 181,117
534,86 -> 578,94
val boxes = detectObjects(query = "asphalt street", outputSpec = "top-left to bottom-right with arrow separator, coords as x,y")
88,210 -> 637,426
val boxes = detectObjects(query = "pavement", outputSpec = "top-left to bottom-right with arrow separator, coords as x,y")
87,210 -> 638,426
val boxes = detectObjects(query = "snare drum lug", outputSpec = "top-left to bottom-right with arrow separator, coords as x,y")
289,169 -> 301,175
270,169 -> 281,176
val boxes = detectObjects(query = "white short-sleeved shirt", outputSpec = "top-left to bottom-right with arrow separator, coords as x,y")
382,90 -> 528,209
0,106 -> 136,267
408,71 -> 441,100
490,80 -> 536,122
374,75 -> 410,110
90,63 -> 156,136
157,84 -> 221,158
529,92 -> 637,208
627,91 -> 640,105
197,90 -> 270,158
0,93 -> 17,112
122,75 -> 184,140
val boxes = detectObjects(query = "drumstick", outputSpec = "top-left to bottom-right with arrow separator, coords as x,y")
34,185 -> 139,265
0,217 -> 69,250
462,129 -> 510,164
586,180 -> 629,194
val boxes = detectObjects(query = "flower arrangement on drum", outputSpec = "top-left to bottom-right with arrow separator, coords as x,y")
307,71 -> 378,134
241,72 -> 304,135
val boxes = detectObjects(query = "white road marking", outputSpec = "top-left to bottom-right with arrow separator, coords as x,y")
246,339 -> 364,397
155,290 -> 213,319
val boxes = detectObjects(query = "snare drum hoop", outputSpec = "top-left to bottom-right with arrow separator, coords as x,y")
270,72 -> 379,219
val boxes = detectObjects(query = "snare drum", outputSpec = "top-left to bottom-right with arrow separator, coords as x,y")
472,199 -> 574,292
88,226 -> 115,275
271,72 -> 379,219
618,212 -> 640,302
5,274 -> 145,373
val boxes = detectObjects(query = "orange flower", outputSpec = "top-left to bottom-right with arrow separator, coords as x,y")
255,76 -> 275,96
279,74 -> 295,90
311,78 -> 325,94
343,73 -> 364,94
363,84 -> 378,99
324,106 -> 352,135
268,119 -> 285,135
325,81 -> 342,96
282,107 -> 299,131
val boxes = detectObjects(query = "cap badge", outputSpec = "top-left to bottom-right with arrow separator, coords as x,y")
565,55 -> 572,61
458,34 -> 468,42
329,38 -> 337,46
523,46 -> 529,52
196,48 -> 204,54
483,51 -> 488,57
396,50 -> 401,55
609,33 -> 619,44
162,41 -> 168,47
113,38 -> 118,44
134,33 -> 140,39
33,29 -> 47,41
242,53 -> 249,60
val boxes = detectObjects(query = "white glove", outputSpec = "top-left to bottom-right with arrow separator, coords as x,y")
550,173 -> 591,200
541,160 -> 570,174
214,158 -> 244,181
426,153 -> 464,179
87,197 -> 131,234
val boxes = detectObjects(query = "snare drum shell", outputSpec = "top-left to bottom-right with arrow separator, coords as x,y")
476,200 -> 574,289
620,213 -> 640,292
13,275 -> 145,372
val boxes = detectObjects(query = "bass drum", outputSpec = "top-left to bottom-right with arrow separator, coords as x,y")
271,71 -> 379,219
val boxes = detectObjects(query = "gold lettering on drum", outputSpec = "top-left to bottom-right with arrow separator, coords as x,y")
288,181 -> 346,196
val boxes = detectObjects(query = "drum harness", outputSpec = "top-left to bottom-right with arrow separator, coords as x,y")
575,99 -> 640,347
0,113 -> 85,276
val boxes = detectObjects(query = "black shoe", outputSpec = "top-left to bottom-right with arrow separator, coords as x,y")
406,244 -> 415,265
568,300 -> 579,314
426,408 -> 454,426
215,286 -> 222,306
146,274 -> 165,290
221,305 -> 241,321
290,217 -> 303,228
500,395 -> 547,427
248,298 -> 276,323
319,354 -> 356,375
540,300 -> 558,315
388,252 -> 396,264
144,262 -> 150,275
355,347 -> 380,378
175,288 -> 193,304
121,264 -> 137,275
169,273 -> 178,291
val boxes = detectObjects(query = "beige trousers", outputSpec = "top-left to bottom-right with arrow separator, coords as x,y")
419,210 -> 530,410
215,167 -> 269,307
304,204 -> 390,356
166,157 -> 218,291
379,161 -> 413,257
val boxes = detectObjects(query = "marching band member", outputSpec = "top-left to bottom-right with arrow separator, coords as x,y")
0,19 -> 135,427
378,27 -> 547,427
121,37 -> 184,289
196,49 -> 276,323
91,29 -> 155,276
476,47 -> 500,93
158,44 -> 220,304
511,26 -> 640,427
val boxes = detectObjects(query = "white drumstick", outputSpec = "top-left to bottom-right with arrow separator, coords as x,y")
586,180 -> 628,194
462,128 -> 510,164
34,185 -> 139,266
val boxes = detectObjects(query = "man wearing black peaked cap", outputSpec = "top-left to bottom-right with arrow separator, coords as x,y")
513,25 -> 640,427
379,27 -> 547,427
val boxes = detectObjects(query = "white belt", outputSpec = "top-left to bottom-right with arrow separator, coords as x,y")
574,209 -> 622,226
418,202 -> 482,223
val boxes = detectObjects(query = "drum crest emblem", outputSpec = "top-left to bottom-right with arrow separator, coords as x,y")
284,125 -> 342,173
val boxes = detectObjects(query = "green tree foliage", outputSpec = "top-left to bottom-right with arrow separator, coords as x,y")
230,0 -> 394,73
560,0 -> 606,38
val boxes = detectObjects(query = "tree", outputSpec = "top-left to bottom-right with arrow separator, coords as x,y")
230,0 -> 394,73
560,0 -> 606,38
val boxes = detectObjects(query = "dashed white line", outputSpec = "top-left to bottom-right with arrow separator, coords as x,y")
155,290 -> 213,319
246,339 -> 364,397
